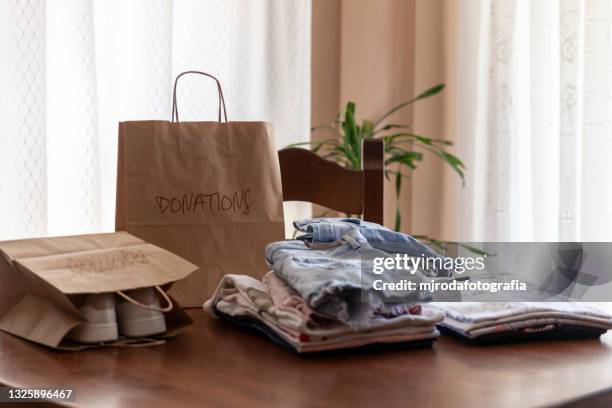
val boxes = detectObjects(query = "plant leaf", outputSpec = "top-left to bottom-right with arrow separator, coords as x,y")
395,171 -> 402,195
415,83 -> 446,100
362,119 -> 374,138
383,132 -> 453,146
373,84 -> 445,128
394,173 -> 402,231
374,124 -> 412,135
285,139 -> 339,150
341,102 -> 362,170
385,151 -> 423,169
435,150 -> 465,180
386,170 -> 411,179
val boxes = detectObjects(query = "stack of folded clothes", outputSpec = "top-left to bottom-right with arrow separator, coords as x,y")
205,218 -> 612,351
430,302 -> 612,344
205,273 -> 442,354
204,218 -> 446,354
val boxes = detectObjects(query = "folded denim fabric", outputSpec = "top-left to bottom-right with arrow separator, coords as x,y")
266,225 -> 448,328
204,274 -> 441,352
293,218 -> 381,243
293,218 -> 443,260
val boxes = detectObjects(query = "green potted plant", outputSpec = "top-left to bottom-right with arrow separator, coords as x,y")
289,84 -> 469,252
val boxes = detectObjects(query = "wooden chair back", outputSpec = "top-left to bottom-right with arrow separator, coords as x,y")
278,139 -> 384,224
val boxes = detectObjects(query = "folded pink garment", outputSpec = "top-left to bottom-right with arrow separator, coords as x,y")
263,271 -> 316,322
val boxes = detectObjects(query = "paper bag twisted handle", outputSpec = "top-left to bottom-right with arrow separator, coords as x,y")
171,70 -> 228,123
116,286 -> 174,313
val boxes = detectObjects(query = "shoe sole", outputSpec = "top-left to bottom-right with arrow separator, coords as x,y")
66,322 -> 119,344
118,315 -> 167,338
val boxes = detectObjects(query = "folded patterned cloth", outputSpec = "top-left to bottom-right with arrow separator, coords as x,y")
262,271 -> 318,325
204,274 -> 443,353
266,218 -> 450,329
429,302 -> 612,343
215,309 -> 438,354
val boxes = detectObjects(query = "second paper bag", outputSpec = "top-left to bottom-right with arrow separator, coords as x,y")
116,71 -> 285,307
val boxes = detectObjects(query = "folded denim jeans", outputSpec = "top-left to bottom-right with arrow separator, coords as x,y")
293,218 -> 443,260
267,219 -> 448,329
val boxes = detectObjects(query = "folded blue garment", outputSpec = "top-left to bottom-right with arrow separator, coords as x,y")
267,218 -> 447,329
293,217 -> 442,259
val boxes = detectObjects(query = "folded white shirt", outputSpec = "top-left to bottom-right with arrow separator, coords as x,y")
428,302 -> 612,339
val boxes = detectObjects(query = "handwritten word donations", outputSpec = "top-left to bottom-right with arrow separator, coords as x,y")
155,190 -> 254,216
69,250 -> 148,274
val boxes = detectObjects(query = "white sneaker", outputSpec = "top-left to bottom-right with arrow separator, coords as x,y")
66,293 -> 119,344
115,287 -> 170,338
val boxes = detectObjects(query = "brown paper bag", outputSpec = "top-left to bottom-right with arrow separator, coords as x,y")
116,71 -> 285,307
0,232 -> 197,349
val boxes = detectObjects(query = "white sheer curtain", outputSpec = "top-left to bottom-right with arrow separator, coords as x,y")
451,0 -> 612,242
0,0 -> 311,240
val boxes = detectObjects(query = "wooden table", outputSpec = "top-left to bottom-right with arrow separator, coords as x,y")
1,310 -> 612,408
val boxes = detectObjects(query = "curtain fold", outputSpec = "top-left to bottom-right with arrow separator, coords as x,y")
450,0 -> 612,241
0,0 -> 311,240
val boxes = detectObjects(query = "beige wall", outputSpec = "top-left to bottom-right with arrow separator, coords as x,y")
441,0 -> 460,241
312,0 -> 416,230
311,0 -> 340,134
311,0 -> 454,238
311,0 -> 341,219
340,0 -> 416,230
411,0 -> 446,239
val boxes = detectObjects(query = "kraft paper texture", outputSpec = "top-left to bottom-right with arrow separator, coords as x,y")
0,232 -> 197,349
116,120 -> 285,307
